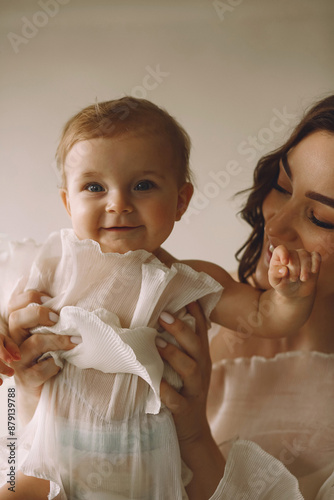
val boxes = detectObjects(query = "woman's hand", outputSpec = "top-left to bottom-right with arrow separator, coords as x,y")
0,333 -> 21,382
8,290 -> 60,347
157,302 -> 225,499
157,302 -> 211,442
6,290 -> 76,424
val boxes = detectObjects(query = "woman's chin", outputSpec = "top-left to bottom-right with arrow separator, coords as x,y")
253,262 -> 271,290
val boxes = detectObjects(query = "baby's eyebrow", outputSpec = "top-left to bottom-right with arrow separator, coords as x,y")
140,170 -> 166,179
70,171 -> 102,183
78,171 -> 99,178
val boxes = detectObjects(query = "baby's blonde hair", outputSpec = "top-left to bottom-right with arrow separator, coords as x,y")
56,97 -> 192,187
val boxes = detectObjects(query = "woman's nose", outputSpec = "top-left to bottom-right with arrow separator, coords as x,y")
105,191 -> 133,214
264,206 -> 298,242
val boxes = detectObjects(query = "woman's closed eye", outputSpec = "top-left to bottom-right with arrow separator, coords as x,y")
273,180 -> 334,229
309,210 -> 334,230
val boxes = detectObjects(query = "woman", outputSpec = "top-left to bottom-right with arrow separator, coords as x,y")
204,94 -> 334,499
4,94 -> 334,499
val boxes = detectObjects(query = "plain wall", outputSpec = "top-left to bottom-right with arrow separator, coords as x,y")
0,0 -> 333,433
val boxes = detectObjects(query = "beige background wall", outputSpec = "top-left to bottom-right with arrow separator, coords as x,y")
0,0 -> 333,426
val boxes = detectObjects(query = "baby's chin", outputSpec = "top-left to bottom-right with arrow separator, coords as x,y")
99,242 -> 155,255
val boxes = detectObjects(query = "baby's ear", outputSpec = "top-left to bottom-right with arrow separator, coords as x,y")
176,182 -> 194,221
60,189 -> 71,216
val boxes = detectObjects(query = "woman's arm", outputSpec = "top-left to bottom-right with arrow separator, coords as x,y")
157,304 -> 306,500
157,302 -> 225,500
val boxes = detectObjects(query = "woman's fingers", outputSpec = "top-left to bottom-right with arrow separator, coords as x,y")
7,290 -> 51,315
18,333 -> 75,364
157,301 -> 211,411
8,289 -> 58,346
8,333 -> 76,425
159,303 -> 206,361
8,305 -> 59,346
159,379 -> 188,414
0,333 -> 21,363
7,288 -> 76,387
0,334 -> 20,383
14,356 -> 61,388
0,359 -> 15,380
186,301 -> 210,351
11,333 -> 76,385
157,341 -> 202,398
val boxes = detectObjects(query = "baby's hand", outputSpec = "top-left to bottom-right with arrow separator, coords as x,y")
268,245 -> 321,299
0,333 -> 21,384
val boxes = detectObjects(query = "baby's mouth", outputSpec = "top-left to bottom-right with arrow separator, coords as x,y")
103,226 -> 141,232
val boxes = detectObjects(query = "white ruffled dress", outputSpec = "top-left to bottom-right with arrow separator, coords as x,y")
0,229 -> 223,500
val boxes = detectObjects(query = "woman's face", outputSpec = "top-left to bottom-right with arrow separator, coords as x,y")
255,130 -> 334,298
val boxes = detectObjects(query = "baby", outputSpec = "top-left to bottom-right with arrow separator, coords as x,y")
0,97 -> 320,500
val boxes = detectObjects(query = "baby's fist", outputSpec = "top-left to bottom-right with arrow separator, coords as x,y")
268,245 -> 321,297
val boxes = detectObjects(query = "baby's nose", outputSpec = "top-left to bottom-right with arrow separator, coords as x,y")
105,191 -> 133,214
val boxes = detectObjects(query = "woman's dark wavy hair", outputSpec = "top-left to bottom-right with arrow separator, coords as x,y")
236,94 -> 334,284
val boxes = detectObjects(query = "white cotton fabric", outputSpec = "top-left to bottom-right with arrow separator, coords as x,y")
210,440 -> 305,500
0,229 -> 223,499
207,350 -> 334,500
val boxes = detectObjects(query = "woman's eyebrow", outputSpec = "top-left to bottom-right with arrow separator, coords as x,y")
306,191 -> 334,208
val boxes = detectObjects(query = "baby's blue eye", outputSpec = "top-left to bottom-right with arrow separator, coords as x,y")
86,183 -> 104,192
134,180 -> 154,191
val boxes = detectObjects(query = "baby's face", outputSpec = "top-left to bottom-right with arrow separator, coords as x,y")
60,134 -> 192,255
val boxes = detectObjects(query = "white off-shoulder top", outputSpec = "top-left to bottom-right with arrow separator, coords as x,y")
207,349 -> 334,499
